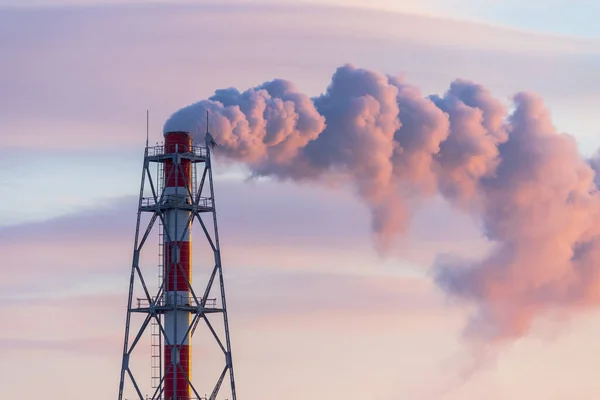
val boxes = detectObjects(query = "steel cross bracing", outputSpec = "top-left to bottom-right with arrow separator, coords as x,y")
117,136 -> 237,400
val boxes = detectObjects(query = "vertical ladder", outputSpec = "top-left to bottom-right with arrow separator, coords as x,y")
153,222 -> 163,389
154,216 -> 164,391
192,158 -> 197,200
150,316 -> 161,389
158,155 -> 165,297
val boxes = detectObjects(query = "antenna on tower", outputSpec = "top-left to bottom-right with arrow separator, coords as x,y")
205,110 -> 218,149
145,110 -> 149,148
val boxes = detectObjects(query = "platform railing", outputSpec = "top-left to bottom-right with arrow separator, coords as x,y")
146,144 -> 208,158
136,296 -> 217,308
140,196 -> 212,209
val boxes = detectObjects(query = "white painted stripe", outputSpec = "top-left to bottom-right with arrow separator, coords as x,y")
164,291 -> 192,345
164,310 -> 192,345
162,186 -> 192,197
164,291 -> 192,305
164,209 -> 192,242
164,312 -> 192,345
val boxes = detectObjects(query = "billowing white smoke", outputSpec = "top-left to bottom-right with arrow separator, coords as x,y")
164,64 -> 600,344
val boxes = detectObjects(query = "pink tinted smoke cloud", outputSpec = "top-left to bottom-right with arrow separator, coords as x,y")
164,64 -> 600,343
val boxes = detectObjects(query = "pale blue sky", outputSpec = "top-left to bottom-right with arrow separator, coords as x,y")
330,0 -> 600,38
460,0 -> 600,37
0,150 -> 140,224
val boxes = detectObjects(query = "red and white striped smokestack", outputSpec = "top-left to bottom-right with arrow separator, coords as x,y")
163,131 -> 193,400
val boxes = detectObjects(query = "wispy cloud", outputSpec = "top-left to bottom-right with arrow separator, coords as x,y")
0,175 -> 486,290
1,2 -> 599,152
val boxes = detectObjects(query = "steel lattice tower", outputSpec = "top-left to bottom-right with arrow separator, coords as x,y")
117,126 -> 237,400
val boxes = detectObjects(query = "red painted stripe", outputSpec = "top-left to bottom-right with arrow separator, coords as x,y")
165,132 -> 192,153
164,344 -> 191,400
164,132 -> 192,189
165,158 -> 192,189
164,241 -> 191,292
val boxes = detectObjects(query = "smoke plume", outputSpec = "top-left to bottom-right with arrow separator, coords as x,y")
164,64 -> 600,343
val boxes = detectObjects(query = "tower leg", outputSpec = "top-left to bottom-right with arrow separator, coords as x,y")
207,146 -> 237,400
118,150 -> 149,400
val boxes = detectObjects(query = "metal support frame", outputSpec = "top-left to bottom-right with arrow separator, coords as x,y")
118,136 -> 237,400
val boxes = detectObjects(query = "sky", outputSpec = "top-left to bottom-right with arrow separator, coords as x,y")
2,1 -> 600,399
3,0 -> 600,37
